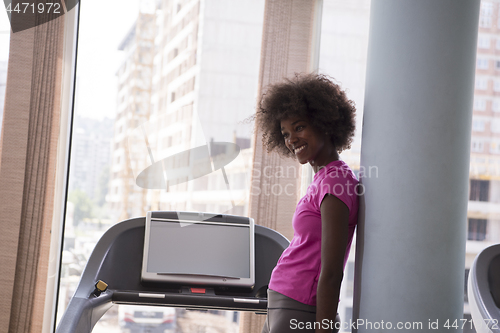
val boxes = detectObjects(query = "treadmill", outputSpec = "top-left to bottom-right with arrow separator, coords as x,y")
55,215 -> 289,333
468,244 -> 500,333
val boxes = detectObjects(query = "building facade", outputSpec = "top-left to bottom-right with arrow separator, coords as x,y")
465,2 -> 500,330
68,115 -> 113,202
108,12 -> 156,220
109,0 -> 264,220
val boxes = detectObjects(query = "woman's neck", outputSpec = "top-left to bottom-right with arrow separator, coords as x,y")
310,150 -> 340,173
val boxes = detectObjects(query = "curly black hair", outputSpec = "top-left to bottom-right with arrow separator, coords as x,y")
255,73 -> 356,158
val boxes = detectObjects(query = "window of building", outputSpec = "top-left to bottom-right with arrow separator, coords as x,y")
476,78 -> 488,90
480,14 -> 492,28
469,179 -> 490,201
468,218 -> 488,241
491,140 -> 500,154
471,139 -> 484,153
479,17 -> 491,28
480,2 -> 493,28
478,36 -> 490,49
492,119 -> 500,133
495,80 -> 500,92
474,98 -> 487,110
494,100 -> 500,112
477,57 -> 489,69
472,119 -> 485,131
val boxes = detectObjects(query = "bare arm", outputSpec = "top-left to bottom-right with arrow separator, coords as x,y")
315,194 -> 350,333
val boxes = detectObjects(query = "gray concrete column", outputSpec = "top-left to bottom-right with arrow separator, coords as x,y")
354,1 -> 480,332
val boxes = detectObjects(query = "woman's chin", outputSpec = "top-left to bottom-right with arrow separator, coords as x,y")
292,152 -> 309,164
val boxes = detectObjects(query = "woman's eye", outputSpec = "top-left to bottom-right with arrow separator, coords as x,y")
282,133 -> 289,138
296,125 -> 304,131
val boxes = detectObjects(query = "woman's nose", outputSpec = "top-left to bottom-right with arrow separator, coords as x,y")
288,132 -> 298,143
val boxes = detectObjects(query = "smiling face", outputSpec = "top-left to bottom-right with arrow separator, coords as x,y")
280,116 -> 338,168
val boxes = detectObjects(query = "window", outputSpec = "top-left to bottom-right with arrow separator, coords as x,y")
480,2 -> 493,28
469,179 -> 489,201
472,119 -> 485,131
471,139 -> 484,153
491,140 -> 500,154
468,218 -> 487,241
477,57 -> 489,69
474,98 -> 486,110
491,119 -> 500,133
493,100 -> 500,112
482,16 -> 492,28
495,80 -> 500,92
56,1 -> 267,331
478,36 -> 490,49
475,78 -> 488,90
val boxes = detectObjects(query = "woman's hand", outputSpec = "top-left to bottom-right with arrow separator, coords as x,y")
316,194 -> 350,332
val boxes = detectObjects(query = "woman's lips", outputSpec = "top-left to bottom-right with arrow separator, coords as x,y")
294,144 -> 307,155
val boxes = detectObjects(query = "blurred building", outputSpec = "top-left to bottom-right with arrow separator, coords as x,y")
68,115 -> 113,202
461,1 -> 500,331
107,4 -> 261,328
150,0 -> 262,215
109,0 -> 263,220
108,12 -> 156,220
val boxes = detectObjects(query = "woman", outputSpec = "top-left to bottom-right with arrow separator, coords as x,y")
256,73 -> 359,333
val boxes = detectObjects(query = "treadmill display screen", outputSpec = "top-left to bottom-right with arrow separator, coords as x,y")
147,220 -> 250,279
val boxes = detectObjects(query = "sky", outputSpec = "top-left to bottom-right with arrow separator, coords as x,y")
75,0 -> 142,120
0,0 -> 143,119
